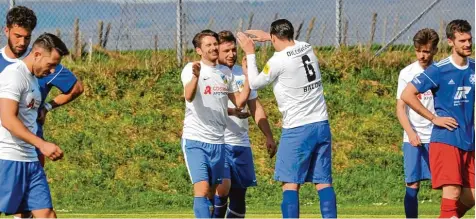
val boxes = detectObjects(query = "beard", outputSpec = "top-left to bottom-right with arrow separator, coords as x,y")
7,38 -> 27,57
455,47 -> 472,58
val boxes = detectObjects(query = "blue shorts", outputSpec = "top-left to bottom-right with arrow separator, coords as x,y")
182,139 -> 225,185
274,121 -> 333,184
0,160 -> 53,215
223,145 -> 257,188
402,142 -> 431,183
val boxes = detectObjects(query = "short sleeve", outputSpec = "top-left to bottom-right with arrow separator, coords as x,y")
411,64 -> 440,93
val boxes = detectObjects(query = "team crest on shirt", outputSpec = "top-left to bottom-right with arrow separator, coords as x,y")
236,80 -> 244,90
470,74 -> 475,85
220,74 -> 228,84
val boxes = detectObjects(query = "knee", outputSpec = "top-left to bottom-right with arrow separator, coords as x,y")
216,180 -> 231,197
316,183 -> 332,191
283,183 -> 300,191
194,181 -> 210,197
406,182 -> 420,189
443,185 -> 462,199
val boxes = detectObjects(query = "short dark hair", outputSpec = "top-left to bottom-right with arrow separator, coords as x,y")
33,33 -> 69,56
6,6 -> 37,30
270,19 -> 294,41
192,29 -> 219,48
413,28 -> 439,50
218,30 -> 236,44
446,19 -> 472,40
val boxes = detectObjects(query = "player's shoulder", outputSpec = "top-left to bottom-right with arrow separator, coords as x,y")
181,62 -> 194,73
231,64 -> 243,75
217,64 -> 234,77
434,56 -> 451,68
0,62 -> 26,79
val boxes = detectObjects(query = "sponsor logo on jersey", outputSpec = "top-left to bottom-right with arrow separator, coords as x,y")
448,79 -> 455,85
470,74 -> 475,85
454,86 -> 471,106
417,90 -> 433,101
263,63 -> 270,75
204,86 -> 212,95
203,85 -> 228,96
454,86 -> 471,100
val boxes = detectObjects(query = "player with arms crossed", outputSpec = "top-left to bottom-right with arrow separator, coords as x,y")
396,28 -> 439,218
0,6 -> 83,169
212,30 -> 277,218
0,33 -> 69,218
181,29 -> 251,218
401,19 -> 475,218
237,19 -> 337,218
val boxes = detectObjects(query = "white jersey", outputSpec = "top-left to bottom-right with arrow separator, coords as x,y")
0,62 -> 41,162
396,61 -> 434,143
181,61 -> 239,144
246,41 -> 328,128
221,65 -> 258,147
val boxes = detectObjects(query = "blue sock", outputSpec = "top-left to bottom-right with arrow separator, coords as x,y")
226,188 -> 247,218
281,190 -> 299,218
212,195 -> 228,218
194,197 -> 211,218
404,187 -> 419,218
318,187 -> 337,218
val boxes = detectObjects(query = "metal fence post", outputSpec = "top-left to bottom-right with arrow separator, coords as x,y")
176,0 -> 183,67
335,0 -> 342,48
373,0 -> 442,58
9,0 -> 15,9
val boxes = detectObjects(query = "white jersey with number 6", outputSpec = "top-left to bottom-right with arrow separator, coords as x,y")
246,41 -> 328,128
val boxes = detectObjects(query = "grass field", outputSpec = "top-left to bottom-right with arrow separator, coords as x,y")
17,45 -> 473,217
27,205 -> 476,218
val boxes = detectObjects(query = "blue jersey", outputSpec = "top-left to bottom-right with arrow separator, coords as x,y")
0,47 -> 77,138
0,47 -> 30,72
411,56 -> 475,151
36,65 -> 77,138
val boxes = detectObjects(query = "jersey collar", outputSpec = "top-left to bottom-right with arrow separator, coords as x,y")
449,55 -> 469,70
1,46 -> 31,62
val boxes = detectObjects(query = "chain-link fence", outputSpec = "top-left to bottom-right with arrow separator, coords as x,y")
1,0 -> 474,53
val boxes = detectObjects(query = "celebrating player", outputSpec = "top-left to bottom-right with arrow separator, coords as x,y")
236,19 -> 337,218
180,29 -> 250,218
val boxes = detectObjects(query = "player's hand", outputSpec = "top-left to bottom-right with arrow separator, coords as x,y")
266,137 -> 277,158
237,32 -> 256,55
241,56 -> 248,77
192,61 -> 201,78
235,111 -> 250,119
245,30 -> 272,42
408,131 -> 422,147
37,107 -> 48,125
229,108 -> 250,119
39,142 -> 64,161
431,116 -> 458,131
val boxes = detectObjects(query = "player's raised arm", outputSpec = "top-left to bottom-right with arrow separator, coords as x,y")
182,61 -> 201,102
236,32 -> 280,90
245,29 -> 272,42
228,57 -> 251,109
